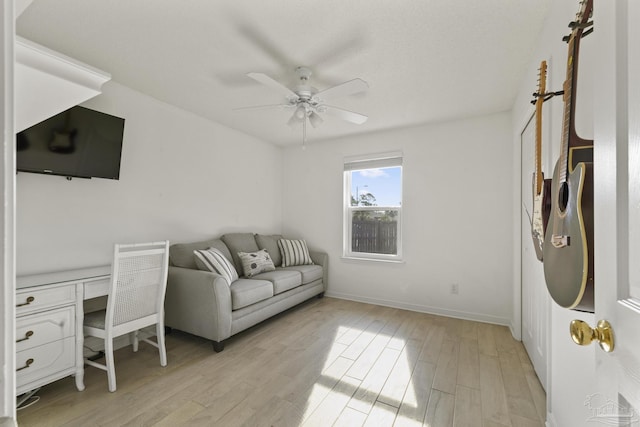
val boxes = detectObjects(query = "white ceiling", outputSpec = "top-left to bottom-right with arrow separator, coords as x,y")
16,0 -> 551,146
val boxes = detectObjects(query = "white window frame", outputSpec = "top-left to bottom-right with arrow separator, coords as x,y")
343,152 -> 403,262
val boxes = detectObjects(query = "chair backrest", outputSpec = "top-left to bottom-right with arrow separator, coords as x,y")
105,241 -> 170,328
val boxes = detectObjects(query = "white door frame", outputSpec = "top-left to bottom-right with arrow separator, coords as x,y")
1,0 -> 16,421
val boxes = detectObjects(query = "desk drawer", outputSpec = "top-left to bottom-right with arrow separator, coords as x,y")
84,277 -> 110,299
16,336 -> 75,389
16,306 -> 75,352
16,284 -> 76,316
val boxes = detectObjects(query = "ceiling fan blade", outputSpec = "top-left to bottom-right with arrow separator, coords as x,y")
323,105 -> 368,125
314,78 -> 369,100
247,73 -> 299,100
233,103 -> 290,111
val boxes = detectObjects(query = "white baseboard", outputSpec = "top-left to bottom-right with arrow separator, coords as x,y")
546,411 -> 555,427
325,291 -> 511,326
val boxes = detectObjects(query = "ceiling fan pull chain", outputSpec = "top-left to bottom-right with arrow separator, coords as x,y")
302,115 -> 307,150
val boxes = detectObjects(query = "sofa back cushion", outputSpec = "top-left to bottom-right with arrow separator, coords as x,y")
170,238 -> 233,269
255,234 -> 283,267
221,233 -> 259,274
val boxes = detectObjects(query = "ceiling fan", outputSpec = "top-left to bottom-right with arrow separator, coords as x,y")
238,66 -> 369,146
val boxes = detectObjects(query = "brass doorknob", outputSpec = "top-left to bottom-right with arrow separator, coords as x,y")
570,319 -> 615,353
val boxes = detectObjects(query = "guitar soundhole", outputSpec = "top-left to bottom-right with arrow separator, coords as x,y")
558,182 -> 569,212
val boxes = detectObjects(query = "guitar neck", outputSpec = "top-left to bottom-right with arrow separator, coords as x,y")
534,60 -> 547,196
558,0 -> 593,184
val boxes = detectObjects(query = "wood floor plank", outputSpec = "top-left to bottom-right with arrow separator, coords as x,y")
479,354 -> 511,426
456,337 -> 480,389
348,347 -> 402,414
394,360 -> 437,426
453,385 -> 482,427
363,401 -> 398,427
342,319 -> 388,360
347,334 -> 393,380
492,325 -> 517,354
424,390 -> 455,427
418,324 -> 445,364
334,407 -> 368,427
477,322 -> 499,357
432,339 -> 459,395
378,339 -> 422,407
510,414 -> 545,427
302,375 -> 361,427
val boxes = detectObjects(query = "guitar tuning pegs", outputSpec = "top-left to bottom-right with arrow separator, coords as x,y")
563,34 -> 571,43
582,27 -> 594,38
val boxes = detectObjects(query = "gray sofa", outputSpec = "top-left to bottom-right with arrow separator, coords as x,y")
164,232 -> 327,352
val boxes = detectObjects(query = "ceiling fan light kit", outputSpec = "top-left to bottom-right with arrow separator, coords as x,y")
241,66 -> 369,147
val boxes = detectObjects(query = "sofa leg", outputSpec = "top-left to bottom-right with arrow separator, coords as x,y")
164,326 -> 173,335
212,340 -> 224,353
317,292 -> 325,299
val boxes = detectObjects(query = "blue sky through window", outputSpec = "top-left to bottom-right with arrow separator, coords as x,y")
350,166 -> 402,207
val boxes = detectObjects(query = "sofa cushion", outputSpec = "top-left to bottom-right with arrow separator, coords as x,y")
238,249 -> 276,278
170,238 -> 232,269
255,234 -> 283,267
253,269 -> 302,295
282,264 -> 323,285
193,247 -> 239,285
230,279 -> 274,310
278,239 -> 314,267
221,233 -> 260,274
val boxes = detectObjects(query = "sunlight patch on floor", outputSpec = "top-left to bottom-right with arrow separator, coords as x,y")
302,324 -> 422,425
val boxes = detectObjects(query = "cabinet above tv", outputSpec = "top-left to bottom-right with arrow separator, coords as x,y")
15,37 -> 111,133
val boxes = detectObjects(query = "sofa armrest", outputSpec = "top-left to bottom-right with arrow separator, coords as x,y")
309,250 -> 328,289
165,266 -> 232,342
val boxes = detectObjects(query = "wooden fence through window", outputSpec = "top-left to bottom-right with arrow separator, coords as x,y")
352,220 -> 397,254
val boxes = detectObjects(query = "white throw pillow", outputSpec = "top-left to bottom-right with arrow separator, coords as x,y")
237,249 -> 276,278
193,247 -> 239,285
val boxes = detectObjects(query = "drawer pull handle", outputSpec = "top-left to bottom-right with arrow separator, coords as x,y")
16,296 -> 35,307
16,330 -> 34,343
16,358 -> 34,372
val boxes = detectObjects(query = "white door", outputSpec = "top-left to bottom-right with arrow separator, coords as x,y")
583,1 -> 640,424
521,114 -> 549,391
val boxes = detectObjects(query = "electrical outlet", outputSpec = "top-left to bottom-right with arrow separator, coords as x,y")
451,283 -> 459,295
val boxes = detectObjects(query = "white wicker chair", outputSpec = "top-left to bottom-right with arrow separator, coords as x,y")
84,241 -> 170,392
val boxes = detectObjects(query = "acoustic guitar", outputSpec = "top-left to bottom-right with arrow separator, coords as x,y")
530,60 -> 552,262
543,0 -> 594,312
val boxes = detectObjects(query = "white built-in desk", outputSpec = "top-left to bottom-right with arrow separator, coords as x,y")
16,266 -> 111,395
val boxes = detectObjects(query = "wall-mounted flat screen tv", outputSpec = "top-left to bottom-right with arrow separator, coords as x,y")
17,106 -> 125,180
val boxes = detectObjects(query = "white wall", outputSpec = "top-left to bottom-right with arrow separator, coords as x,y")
16,81 -> 283,275
282,112 -> 514,325
511,0 -> 597,425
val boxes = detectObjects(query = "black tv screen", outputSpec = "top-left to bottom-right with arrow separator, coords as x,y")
17,106 -> 125,180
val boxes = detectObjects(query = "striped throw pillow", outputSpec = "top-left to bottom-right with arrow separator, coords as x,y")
278,239 -> 314,267
193,247 -> 238,285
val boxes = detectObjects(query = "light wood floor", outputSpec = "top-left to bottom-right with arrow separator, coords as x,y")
17,297 -> 546,427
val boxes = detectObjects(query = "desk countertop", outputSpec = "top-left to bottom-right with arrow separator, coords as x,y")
16,265 -> 111,290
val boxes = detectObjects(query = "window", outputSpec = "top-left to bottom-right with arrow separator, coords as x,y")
343,152 -> 402,261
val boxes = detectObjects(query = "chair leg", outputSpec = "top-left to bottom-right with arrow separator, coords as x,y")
105,338 -> 117,392
157,323 -> 167,367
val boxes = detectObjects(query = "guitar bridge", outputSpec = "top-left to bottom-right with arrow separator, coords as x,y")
551,234 -> 570,248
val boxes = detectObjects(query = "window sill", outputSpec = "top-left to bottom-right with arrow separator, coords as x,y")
340,256 -> 405,265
